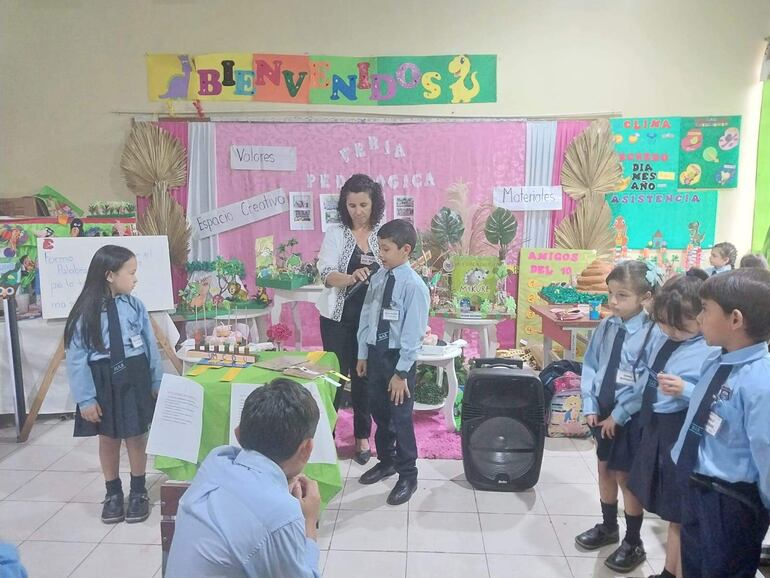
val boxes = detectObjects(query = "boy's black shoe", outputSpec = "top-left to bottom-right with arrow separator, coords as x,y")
575,523 -> 619,550
125,491 -> 150,523
386,478 -> 417,506
605,540 -> 646,572
101,493 -> 125,524
359,462 -> 396,485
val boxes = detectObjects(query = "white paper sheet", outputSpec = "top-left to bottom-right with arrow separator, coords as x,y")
146,375 -> 204,464
229,381 -> 338,465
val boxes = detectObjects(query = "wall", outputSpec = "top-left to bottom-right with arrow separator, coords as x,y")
1,0 -> 768,252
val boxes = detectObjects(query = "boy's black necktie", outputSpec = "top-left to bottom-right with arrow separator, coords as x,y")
675,363 -> 732,485
638,339 -> 683,426
107,297 -> 128,384
375,272 -> 395,351
597,326 -> 627,418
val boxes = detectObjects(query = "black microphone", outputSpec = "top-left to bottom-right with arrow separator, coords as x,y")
345,262 -> 380,301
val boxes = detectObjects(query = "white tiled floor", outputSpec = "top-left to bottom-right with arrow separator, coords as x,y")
1,418 -> 767,577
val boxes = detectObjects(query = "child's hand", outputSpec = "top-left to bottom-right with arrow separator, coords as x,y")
389,376 -> 411,405
585,414 -> 599,428
599,416 -> 617,439
356,360 -> 367,377
658,373 -> 685,397
80,403 -> 102,423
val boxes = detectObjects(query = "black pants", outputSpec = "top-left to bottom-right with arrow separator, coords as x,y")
681,478 -> 769,578
320,315 -> 371,440
367,346 -> 418,481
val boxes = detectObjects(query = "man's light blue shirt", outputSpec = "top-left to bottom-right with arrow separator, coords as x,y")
165,446 -> 320,578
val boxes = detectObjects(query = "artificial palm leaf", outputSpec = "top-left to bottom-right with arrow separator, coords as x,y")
137,183 -> 191,266
554,192 -> 614,258
120,122 -> 187,197
560,118 -> 622,200
468,202 -> 498,257
445,180 -> 472,253
484,207 -> 519,260
431,207 -> 465,251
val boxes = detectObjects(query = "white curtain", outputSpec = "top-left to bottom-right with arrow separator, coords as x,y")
523,121 -> 557,248
187,122 -> 218,261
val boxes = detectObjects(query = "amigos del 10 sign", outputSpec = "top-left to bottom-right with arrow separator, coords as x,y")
146,53 -> 497,106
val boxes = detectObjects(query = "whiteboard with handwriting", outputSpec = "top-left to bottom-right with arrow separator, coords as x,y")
37,236 -> 174,319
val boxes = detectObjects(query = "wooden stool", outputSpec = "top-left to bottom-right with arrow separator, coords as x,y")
160,481 -> 191,577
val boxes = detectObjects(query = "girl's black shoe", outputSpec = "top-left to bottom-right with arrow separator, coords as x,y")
101,493 -> 125,524
125,492 -> 150,523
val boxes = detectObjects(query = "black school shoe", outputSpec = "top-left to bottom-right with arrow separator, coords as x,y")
386,478 -> 417,506
125,491 -> 150,523
359,462 -> 396,485
575,523 -> 619,550
101,493 -> 125,524
605,540 -> 646,573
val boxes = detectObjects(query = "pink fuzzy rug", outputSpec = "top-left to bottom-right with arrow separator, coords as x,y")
334,408 -> 462,460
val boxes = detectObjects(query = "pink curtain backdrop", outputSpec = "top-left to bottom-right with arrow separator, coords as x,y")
136,121 -> 190,296
549,120 -> 591,246
215,121 -> 527,349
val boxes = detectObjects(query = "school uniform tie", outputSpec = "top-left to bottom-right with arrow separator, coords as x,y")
597,326 -> 627,418
375,272 -> 395,351
675,363 -> 733,485
638,339 -> 683,427
106,297 -> 128,385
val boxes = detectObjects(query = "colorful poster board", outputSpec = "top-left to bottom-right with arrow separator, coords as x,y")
516,249 -> 597,345
450,256 -> 500,304
752,83 -> 770,258
607,191 -> 718,250
678,116 -> 741,189
147,53 -> 497,105
610,117 -> 680,193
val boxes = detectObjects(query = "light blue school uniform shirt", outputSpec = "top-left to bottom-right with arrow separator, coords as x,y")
64,294 -> 163,409
165,446 -> 320,578
671,342 -> 770,509
631,325 -> 718,415
703,264 -> 732,276
357,262 -> 430,373
580,310 -> 654,425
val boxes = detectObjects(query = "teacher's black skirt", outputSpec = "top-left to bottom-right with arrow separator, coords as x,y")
74,354 -> 155,440
592,414 -> 643,473
628,410 -> 687,522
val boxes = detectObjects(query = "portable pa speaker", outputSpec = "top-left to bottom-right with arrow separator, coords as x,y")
461,358 -> 545,491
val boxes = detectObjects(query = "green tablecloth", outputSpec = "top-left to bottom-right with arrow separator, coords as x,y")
154,351 -> 343,507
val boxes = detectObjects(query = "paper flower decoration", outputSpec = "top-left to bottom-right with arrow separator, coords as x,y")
644,262 -> 665,288
267,323 -> 292,343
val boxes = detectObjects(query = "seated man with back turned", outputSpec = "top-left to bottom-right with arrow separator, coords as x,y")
166,378 -> 322,578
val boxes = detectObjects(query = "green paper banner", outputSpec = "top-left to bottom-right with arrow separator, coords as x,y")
607,190 -> 718,250
610,117 -> 681,193
678,116 -> 741,189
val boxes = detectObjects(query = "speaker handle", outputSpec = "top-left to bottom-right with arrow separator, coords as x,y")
472,358 -> 524,369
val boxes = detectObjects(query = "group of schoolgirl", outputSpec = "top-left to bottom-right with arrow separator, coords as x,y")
578,241 -> 770,578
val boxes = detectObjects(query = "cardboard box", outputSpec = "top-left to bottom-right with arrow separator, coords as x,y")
0,196 -> 48,217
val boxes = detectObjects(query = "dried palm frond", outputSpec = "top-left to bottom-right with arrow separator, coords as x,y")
561,119 -> 622,201
137,184 -> 191,266
120,122 -> 186,197
554,192 -> 614,258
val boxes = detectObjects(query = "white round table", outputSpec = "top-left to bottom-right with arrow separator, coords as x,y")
271,284 -> 324,349
415,345 -> 463,432
442,318 -> 500,358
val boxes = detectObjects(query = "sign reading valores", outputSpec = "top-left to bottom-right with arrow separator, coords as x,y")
146,53 -> 497,105
192,188 -> 288,239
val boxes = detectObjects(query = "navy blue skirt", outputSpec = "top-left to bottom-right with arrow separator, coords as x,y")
628,410 -> 687,522
74,354 -> 155,439
592,414 -> 643,472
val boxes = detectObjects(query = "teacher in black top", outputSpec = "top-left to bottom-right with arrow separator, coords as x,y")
316,174 -> 384,465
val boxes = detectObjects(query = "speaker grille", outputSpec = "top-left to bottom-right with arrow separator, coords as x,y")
467,417 -> 536,482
